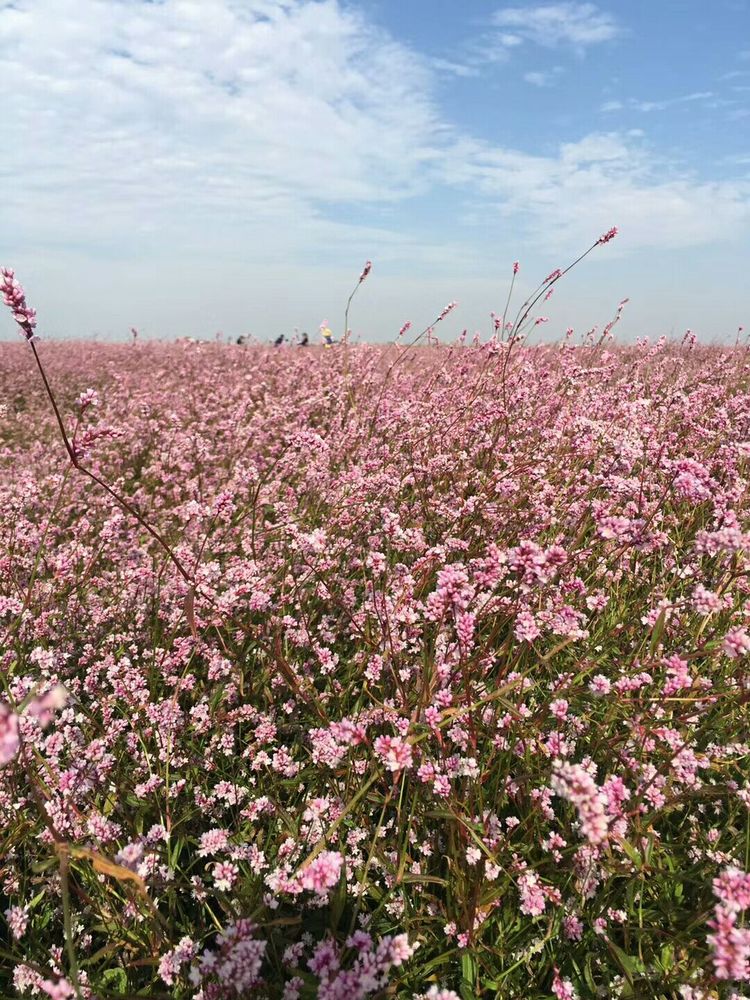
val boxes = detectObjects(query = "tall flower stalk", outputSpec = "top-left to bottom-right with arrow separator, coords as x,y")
1,268 -> 193,587
343,259 -> 372,344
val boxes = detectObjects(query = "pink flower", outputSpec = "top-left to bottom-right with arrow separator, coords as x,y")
115,841 -> 145,871
359,260 -> 372,283
212,861 -> 239,891
373,735 -> 413,772
386,933 -> 416,966
0,703 -> 20,766
518,871 -> 546,916
39,980 -> 74,1000
298,850 -> 343,894
158,936 -> 196,986
77,388 -> 100,410
552,967 -> 578,999
455,610 -> 475,649
714,867 -> 750,912
550,698 -> 569,721
433,774 -> 451,798
1,267 -> 37,339
563,914 -> 583,941
723,628 -> 750,659
5,904 -> 29,940
588,675 -> 611,696
192,919 -> 266,993
466,846 -> 481,865
597,226 -> 618,244
25,685 -> 68,728
198,828 -> 230,856
514,610 -> 541,642
708,905 -> 750,981
551,761 -> 610,846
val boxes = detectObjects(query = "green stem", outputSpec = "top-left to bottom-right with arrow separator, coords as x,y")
58,848 -> 83,999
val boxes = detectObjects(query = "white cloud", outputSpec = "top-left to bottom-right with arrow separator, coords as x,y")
3,0 -> 737,264
601,89 -> 748,120
491,2 -> 621,50
0,0 -> 748,341
600,91 -> 716,114
0,0 -> 447,253
523,66 -> 564,86
631,91 -> 714,112
431,57 -> 481,78
440,132 -> 750,252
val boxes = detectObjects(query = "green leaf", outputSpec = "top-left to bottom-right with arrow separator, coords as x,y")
647,609 -> 667,657
461,951 -> 477,996
100,967 -> 128,994
421,949 -> 456,975
619,839 -> 643,869
606,939 -> 643,986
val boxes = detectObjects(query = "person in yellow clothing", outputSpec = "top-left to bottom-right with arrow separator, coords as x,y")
319,322 -> 334,348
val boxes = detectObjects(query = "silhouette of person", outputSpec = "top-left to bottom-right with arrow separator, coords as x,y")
320,323 -> 334,347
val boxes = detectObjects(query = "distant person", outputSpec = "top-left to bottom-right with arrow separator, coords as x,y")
274,334 -> 284,347
299,331 -> 309,347
320,322 -> 334,347
236,335 -> 246,346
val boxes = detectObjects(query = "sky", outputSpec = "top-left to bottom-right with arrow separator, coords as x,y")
1,0 -> 749,342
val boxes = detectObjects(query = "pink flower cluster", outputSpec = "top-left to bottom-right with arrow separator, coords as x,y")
303,931 -> 417,999
1,297 -> 749,997
550,760 -> 611,846
708,867 -> 750,981
1,267 -> 36,339
359,260 -> 372,283
0,686 -> 68,766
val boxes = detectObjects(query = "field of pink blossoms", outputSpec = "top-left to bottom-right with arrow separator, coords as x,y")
1,329 -> 750,999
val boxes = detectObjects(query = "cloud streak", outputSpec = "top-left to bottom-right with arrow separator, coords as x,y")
491,2 -> 622,51
601,91 -> 715,113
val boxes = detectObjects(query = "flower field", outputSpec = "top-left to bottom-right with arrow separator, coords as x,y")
1,326 -> 750,999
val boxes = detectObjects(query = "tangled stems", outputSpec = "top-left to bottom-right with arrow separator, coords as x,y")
26,339 -> 193,587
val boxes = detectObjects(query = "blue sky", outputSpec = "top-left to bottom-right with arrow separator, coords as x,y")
1,0 -> 748,341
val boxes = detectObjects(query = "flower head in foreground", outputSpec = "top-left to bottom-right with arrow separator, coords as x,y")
0,704 -> 20,766
373,734 -> 413,772
4,905 -> 29,941
0,686 -> 68,768
597,226 -> 618,245
550,760 -> 609,845
1,267 -> 37,339
298,850 -> 343,894
40,979 -> 74,1000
